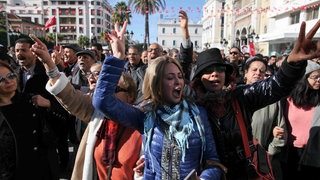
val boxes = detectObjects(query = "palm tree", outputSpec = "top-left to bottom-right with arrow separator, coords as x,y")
45,33 -> 64,44
112,1 -> 131,25
128,0 -> 166,49
78,35 -> 90,49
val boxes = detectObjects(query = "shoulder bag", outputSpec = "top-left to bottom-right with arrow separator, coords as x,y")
232,100 -> 274,180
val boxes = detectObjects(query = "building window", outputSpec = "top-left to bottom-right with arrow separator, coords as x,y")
195,40 -> 198,47
43,1 -> 48,5
195,28 -> 198,34
162,40 -> 165,46
173,28 -> 176,34
79,18 -> 83,24
173,40 -> 176,46
307,8 -> 319,20
290,12 -> 300,24
69,1 -> 75,5
91,18 -> 96,24
264,25 -> 267,33
162,28 -> 165,34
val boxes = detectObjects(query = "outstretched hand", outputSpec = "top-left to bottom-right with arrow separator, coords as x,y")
105,21 -> 128,59
29,34 -> 52,64
288,20 -> 320,63
179,10 -> 188,30
179,10 -> 190,39
51,46 -> 64,65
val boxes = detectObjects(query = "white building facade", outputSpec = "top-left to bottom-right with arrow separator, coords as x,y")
157,18 -> 203,52
5,0 -> 113,45
202,0 -> 320,56
201,0 -> 224,50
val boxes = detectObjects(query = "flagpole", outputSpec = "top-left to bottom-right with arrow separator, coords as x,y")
55,16 -> 57,46
55,27 -> 57,46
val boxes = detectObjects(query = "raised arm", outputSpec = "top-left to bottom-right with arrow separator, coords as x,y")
29,34 -> 60,85
180,10 -> 190,41
29,34 -> 94,122
178,10 -> 193,81
93,21 -> 145,132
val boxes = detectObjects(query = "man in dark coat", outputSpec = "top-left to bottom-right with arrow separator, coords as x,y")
15,38 -> 69,179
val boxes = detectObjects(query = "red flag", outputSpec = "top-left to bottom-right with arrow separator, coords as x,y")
45,16 -> 56,30
249,42 -> 255,56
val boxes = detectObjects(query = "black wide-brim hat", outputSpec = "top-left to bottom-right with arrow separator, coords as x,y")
192,48 -> 234,80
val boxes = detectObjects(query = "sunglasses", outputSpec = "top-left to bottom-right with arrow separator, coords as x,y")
202,65 -> 226,74
115,86 -> 128,93
230,51 -> 239,55
0,72 -> 17,84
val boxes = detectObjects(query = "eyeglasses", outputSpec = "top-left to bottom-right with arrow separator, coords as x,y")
0,72 -> 17,84
86,71 -> 100,78
115,86 -> 128,93
148,48 -> 159,52
230,51 -> 239,55
309,75 -> 320,81
202,65 -> 226,74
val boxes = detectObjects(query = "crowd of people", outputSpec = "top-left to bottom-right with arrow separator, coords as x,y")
1,10 -> 320,180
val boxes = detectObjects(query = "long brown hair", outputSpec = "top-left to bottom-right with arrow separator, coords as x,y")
142,56 -> 184,110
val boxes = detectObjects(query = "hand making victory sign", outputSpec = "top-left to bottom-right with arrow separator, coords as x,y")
288,20 -> 320,63
105,21 -> 128,60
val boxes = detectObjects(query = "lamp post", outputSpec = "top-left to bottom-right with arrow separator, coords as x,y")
220,38 -> 228,47
91,33 -> 97,44
248,30 -> 259,43
204,42 -> 210,49
247,30 -> 260,55
126,30 -> 134,45
1,11 -> 11,47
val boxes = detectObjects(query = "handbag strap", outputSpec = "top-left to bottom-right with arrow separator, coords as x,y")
231,100 -> 251,159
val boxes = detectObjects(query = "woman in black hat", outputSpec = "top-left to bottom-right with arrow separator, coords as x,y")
189,20 -> 320,179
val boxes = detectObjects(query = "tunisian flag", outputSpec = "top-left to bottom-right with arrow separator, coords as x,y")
249,42 -> 256,56
45,17 -> 56,30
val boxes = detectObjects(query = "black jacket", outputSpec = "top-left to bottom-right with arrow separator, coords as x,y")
207,59 -> 307,179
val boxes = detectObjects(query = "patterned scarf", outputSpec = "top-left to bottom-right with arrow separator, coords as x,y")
96,117 -> 123,164
144,99 -> 206,172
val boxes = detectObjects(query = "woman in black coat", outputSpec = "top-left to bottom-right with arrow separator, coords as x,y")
0,61 -> 58,180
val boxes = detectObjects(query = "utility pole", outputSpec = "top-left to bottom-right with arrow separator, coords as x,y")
3,11 -> 10,47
